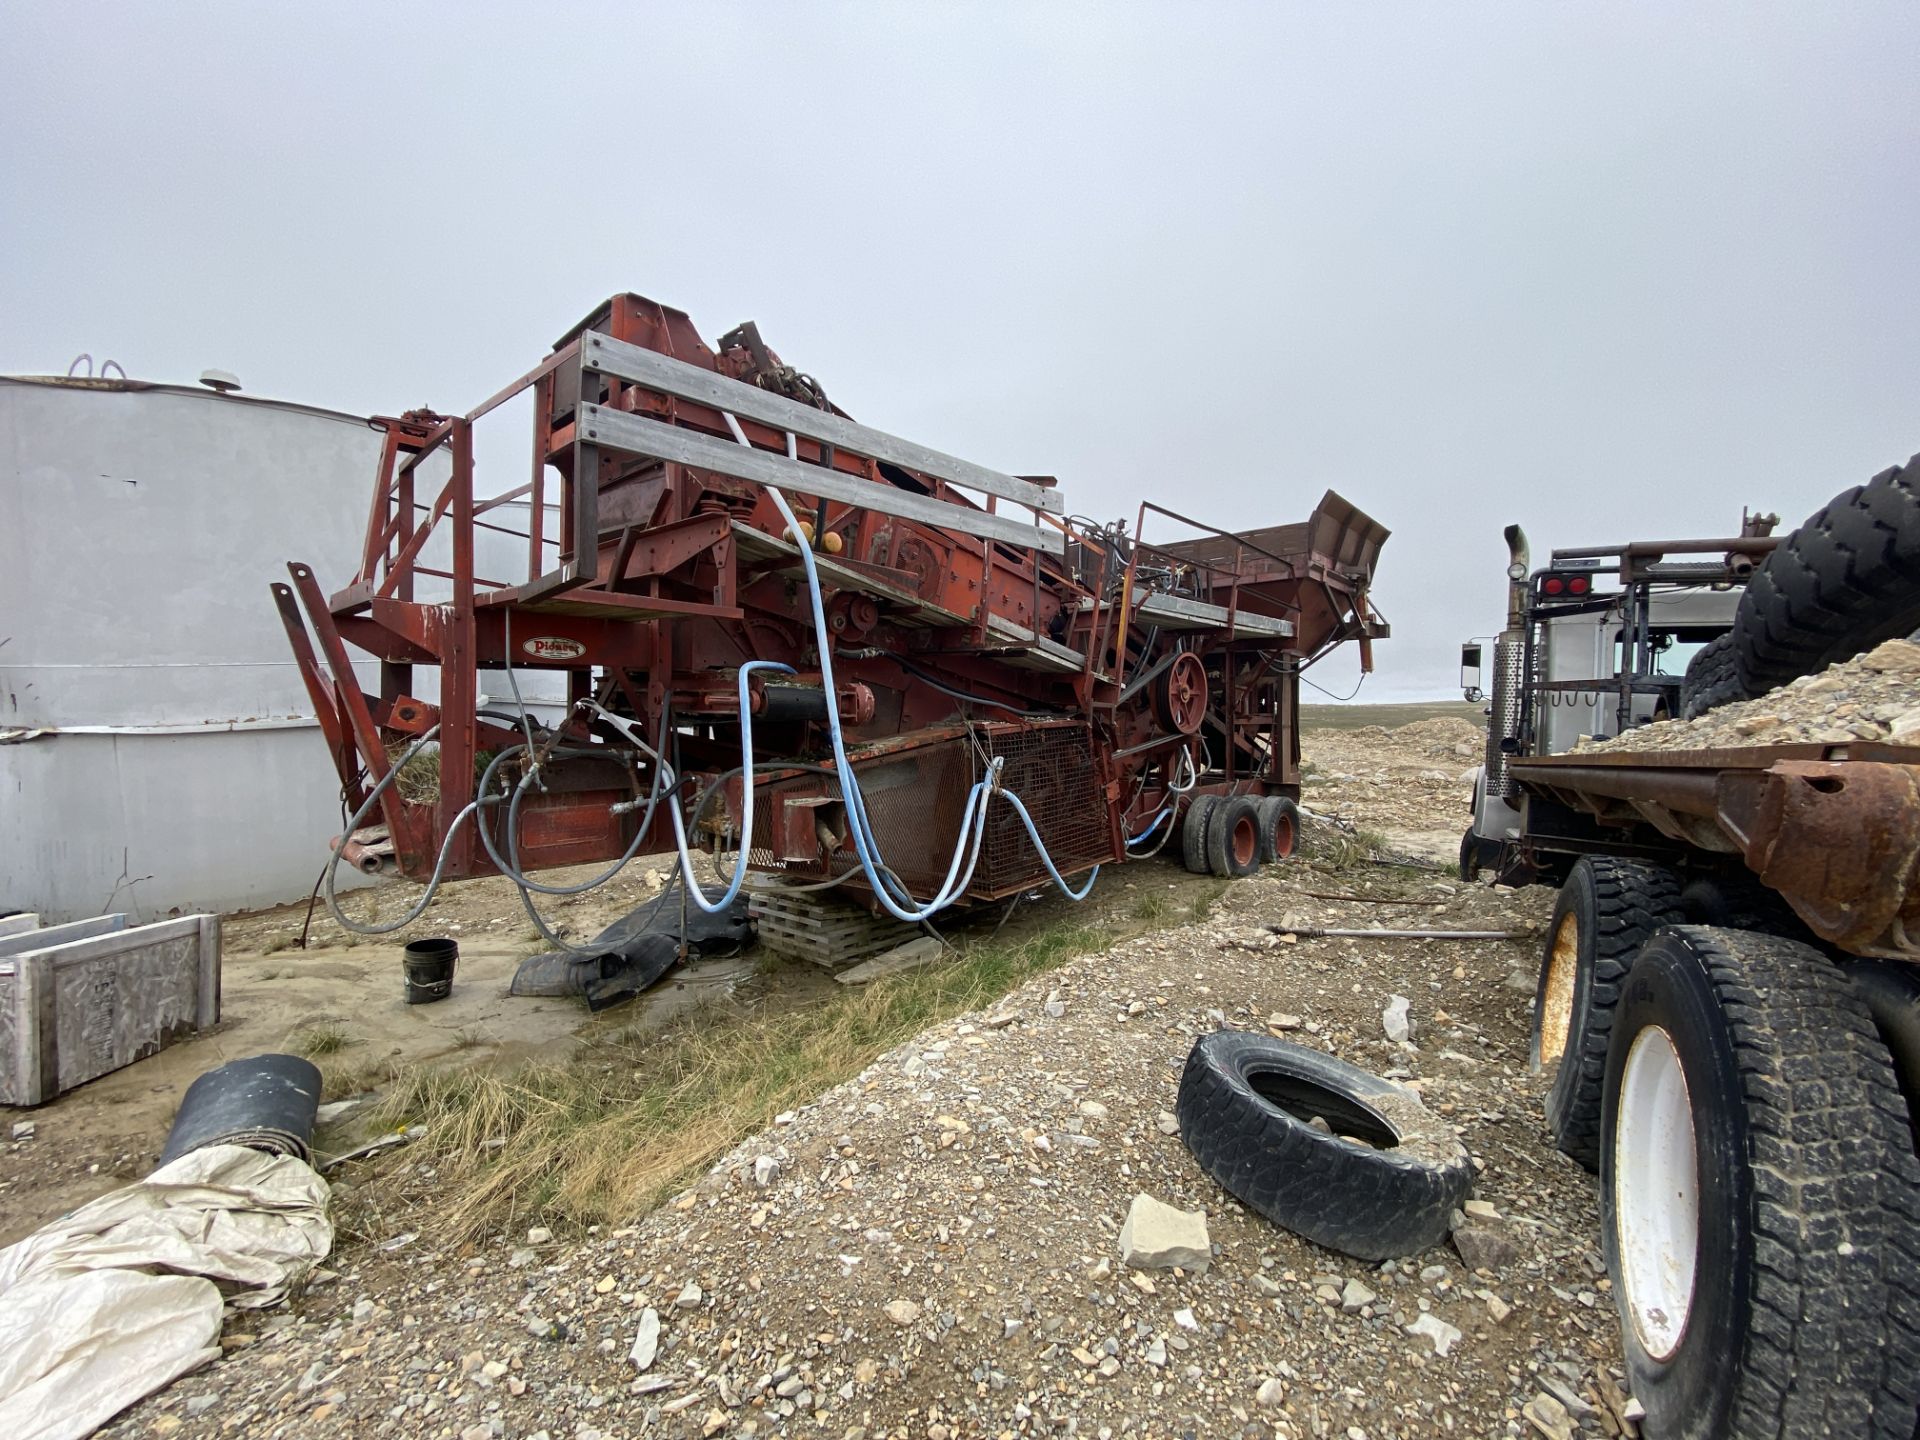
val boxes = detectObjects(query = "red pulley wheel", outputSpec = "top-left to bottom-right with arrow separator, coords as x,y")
1156,652 -> 1209,735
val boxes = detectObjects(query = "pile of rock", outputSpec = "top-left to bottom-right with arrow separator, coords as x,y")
1581,638 -> 1920,754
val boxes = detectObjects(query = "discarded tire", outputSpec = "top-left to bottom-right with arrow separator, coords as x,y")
1734,453 -> 1920,697
1532,856 -> 1682,1172
1204,796 -> 1261,878
1600,927 -> 1920,1438
159,1053 -> 324,1168
1255,795 -> 1299,863
1175,1032 -> 1472,1261
1678,633 -> 1745,719
1181,795 -> 1219,876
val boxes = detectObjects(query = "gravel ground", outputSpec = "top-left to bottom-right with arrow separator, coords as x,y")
1579,636 -> 1920,753
100,841 -> 1644,1438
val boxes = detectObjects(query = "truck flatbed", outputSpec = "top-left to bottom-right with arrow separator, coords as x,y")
1512,741 -> 1920,960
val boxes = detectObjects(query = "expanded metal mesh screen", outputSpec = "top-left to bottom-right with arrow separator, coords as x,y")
976,723 -> 1114,897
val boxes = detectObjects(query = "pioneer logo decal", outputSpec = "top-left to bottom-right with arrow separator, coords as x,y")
522,636 -> 586,661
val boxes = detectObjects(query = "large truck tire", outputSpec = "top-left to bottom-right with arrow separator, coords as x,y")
1532,856 -> 1683,1172
1176,1032 -> 1472,1261
1180,795 -> 1219,876
1600,927 -> 1920,1439
1457,827 -> 1503,883
1841,959 -> 1920,1157
1678,633 -> 1745,719
1676,872 -> 1806,940
1204,796 -> 1262,879
1734,453 -> 1920,697
1255,795 -> 1299,863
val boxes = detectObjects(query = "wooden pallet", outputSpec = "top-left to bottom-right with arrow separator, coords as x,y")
748,879 -> 917,969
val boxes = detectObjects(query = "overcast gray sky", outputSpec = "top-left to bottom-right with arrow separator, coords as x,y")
6,3 -> 1916,699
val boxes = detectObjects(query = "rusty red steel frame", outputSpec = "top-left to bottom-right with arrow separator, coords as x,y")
275,293 -> 1391,909
1512,743 -> 1920,960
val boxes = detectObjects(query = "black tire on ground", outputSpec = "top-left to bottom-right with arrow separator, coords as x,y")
1734,453 -> 1920,697
1176,1032 -> 1472,1261
1679,632 -> 1745,719
1255,796 -> 1300,864
1532,856 -> 1683,1172
1180,795 -> 1219,876
1204,796 -> 1262,878
1600,927 -> 1920,1439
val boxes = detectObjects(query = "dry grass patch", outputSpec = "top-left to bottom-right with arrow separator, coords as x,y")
1303,823 -> 1389,872
353,920 -> 1111,1244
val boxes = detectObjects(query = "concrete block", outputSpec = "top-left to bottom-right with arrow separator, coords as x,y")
0,913 -> 128,958
0,915 -> 220,1106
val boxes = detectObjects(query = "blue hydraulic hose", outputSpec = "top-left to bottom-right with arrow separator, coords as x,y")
1126,806 -> 1173,847
761,485 -> 1097,919
666,658 -> 795,913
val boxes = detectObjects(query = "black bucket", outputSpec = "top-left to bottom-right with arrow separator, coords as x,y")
403,937 -> 458,1004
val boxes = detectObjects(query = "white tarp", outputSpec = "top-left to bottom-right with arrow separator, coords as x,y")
0,1144 -> 332,1440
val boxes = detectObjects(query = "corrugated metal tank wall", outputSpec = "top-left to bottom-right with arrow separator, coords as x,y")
0,378 -> 559,923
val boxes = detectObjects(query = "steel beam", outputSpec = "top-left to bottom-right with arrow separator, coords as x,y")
577,403 -> 1063,555
581,332 -> 1064,515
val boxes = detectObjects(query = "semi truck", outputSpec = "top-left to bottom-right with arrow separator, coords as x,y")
1458,514 -> 1778,885
1480,457 -> 1920,1438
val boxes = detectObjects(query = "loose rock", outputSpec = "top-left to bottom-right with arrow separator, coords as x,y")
1406,1312 -> 1463,1357
1117,1193 -> 1211,1273
629,1308 -> 661,1371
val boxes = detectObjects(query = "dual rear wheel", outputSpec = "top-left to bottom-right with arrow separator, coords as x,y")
1531,861 -> 1920,1437
1179,794 -> 1299,878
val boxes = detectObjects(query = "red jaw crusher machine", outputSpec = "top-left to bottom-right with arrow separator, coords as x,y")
276,293 -> 1388,930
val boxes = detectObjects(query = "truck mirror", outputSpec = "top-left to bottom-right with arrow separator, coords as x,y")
1460,643 -> 1483,702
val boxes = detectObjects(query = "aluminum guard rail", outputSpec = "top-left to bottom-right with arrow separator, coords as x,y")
1512,742 -> 1920,961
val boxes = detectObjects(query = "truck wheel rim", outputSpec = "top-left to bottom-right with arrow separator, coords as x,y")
1539,912 -> 1579,1068
1613,1024 -> 1699,1362
1270,811 -> 1296,859
1232,813 -> 1258,868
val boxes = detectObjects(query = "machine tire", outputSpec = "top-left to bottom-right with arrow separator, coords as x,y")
1204,796 -> 1262,879
1255,796 -> 1300,863
1181,795 -> 1219,876
1532,856 -> 1683,1172
1734,453 -> 1920,697
1176,1032 -> 1471,1261
1678,633 -> 1745,719
1600,927 -> 1920,1440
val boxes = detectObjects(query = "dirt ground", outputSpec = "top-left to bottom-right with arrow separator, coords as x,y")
0,857 -> 809,1248
5,706 -> 1642,1440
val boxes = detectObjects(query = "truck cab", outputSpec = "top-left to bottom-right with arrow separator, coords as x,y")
1458,520 -> 1775,882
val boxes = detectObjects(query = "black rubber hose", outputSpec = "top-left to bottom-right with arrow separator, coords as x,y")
158,1054 -> 324,1168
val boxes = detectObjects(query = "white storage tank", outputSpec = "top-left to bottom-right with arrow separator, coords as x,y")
0,373 -> 557,923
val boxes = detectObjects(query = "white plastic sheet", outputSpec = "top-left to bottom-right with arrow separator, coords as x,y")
0,1144 -> 332,1440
